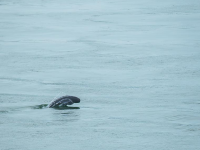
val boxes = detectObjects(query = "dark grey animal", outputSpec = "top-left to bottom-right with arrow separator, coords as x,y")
48,95 -> 80,108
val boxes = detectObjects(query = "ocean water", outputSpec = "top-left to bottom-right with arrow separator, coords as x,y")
0,0 -> 200,150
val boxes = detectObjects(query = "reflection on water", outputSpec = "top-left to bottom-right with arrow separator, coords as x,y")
53,106 -> 80,110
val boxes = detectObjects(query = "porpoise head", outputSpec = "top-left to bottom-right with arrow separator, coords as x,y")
68,96 -> 80,103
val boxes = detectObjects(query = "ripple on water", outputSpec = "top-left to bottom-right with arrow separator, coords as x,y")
0,110 -> 9,114
31,104 -> 80,110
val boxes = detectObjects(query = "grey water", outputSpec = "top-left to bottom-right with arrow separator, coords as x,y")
0,0 -> 200,149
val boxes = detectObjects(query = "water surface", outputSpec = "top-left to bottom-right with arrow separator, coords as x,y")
0,0 -> 200,150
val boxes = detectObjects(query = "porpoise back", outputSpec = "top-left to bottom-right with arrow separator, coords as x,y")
48,95 -> 80,108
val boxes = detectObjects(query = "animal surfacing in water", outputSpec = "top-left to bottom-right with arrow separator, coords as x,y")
48,95 -> 80,108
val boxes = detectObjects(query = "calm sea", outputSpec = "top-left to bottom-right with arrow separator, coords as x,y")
0,0 -> 200,150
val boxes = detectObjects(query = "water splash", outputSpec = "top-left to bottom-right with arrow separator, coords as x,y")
31,104 -> 48,109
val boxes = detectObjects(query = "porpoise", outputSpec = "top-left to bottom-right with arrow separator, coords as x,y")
48,95 -> 80,108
